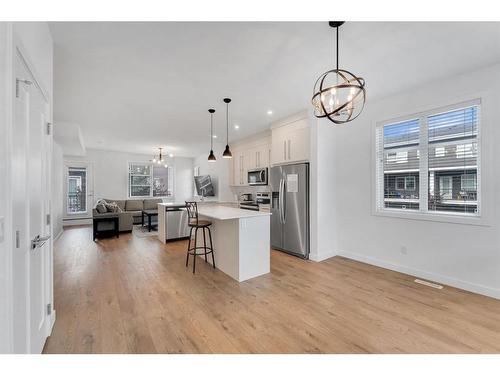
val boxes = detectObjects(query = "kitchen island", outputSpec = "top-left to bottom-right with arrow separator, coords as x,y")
158,203 -> 271,282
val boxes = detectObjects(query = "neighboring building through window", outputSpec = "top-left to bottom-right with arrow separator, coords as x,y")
129,162 -> 174,198
376,101 -> 480,217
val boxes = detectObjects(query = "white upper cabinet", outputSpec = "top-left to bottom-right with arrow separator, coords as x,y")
229,135 -> 271,186
271,113 -> 310,165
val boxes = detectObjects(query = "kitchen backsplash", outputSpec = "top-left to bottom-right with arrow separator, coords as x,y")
230,185 -> 271,201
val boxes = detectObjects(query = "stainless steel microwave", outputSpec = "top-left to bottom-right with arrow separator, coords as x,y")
248,168 -> 268,185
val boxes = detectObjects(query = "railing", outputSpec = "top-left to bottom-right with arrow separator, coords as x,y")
67,193 -> 86,213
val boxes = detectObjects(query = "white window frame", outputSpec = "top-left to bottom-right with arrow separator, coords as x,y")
373,98 -> 484,225
128,161 -> 174,199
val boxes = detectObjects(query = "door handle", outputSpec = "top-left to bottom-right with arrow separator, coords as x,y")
279,179 -> 285,224
283,179 -> 287,223
31,234 -> 50,250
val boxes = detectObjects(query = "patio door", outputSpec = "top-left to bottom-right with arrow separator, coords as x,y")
64,162 -> 94,220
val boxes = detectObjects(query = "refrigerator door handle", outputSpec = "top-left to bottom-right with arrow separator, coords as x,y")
282,178 -> 286,223
279,178 -> 284,224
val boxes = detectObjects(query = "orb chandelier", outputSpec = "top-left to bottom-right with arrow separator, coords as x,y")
152,147 -> 168,168
312,21 -> 366,124
222,98 -> 233,158
208,109 -> 216,162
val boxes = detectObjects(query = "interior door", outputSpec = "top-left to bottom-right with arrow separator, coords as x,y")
13,49 -> 51,353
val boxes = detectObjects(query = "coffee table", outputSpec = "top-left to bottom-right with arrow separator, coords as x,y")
141,209 -> 158,232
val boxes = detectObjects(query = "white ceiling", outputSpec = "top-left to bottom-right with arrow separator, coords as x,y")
49,22 -> 500,157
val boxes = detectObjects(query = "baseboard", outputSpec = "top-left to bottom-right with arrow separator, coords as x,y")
53,229 -> 63,242
309,249 -> 337,262
337,250 -> 500,300
63,218 -> 92,226
48,309 -> 56,335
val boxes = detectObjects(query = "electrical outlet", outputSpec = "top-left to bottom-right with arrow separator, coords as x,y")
0,216 -> 4,243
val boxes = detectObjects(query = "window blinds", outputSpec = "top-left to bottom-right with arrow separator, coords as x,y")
378,118 -> 421,210
376,101 -> 480,217
427,106 -> 479,214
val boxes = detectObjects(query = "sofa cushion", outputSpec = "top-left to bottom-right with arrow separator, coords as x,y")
143,199 -> 162,210
125,199 -> 144,211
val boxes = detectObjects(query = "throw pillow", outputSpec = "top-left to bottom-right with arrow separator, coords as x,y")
105,202 -> 122,213
95,202 -> 107,214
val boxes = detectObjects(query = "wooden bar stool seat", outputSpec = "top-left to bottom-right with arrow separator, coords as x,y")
185,201 -> 216,274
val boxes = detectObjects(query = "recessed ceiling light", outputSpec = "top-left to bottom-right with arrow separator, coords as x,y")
234,124 -> 240,129
169,153 -> 174,158
212,135 -> 217,138
267,110 -> 273,115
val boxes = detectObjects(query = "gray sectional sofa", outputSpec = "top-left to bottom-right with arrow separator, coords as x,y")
92,198 -> 163,232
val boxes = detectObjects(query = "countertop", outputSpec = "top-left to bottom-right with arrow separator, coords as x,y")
198,205 -> 271,220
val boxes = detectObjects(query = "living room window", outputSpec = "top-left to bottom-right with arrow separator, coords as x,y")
128,162 -> 174,198
375,99 -> 480,219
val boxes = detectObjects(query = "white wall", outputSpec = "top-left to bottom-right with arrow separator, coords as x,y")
174,156 -> 195,203
329,63 -> 500,299
51,142 -> 63,239
309,113 -> 338,262
193,144 -> 234,202
65,148 -> 193,205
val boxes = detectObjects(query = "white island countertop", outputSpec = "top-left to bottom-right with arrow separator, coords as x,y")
198,205 -> 271,220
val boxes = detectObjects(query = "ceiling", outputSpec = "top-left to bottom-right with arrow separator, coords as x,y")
49,22 -> 500,157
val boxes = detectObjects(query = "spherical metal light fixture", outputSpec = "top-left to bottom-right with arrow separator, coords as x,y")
222,98 -> 233,158
207,109 -> 216,162
312,21 -> 366,124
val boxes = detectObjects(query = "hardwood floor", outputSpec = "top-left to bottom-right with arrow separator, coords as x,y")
43,225 -> 500,354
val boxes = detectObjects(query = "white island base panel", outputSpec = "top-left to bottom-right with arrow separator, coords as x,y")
195,214 -> 270,282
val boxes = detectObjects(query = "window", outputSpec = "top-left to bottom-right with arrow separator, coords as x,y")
435,147 -> 445,157
128,162 -> 174,198
376,100 -> 480,218
461,174 -> 477,191
67,167 -> 87,214
395,176 -> 415,190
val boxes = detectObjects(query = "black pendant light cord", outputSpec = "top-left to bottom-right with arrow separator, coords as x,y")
226,101 -> 229,145
210,112 -> 214,150
336,26 -> 339,71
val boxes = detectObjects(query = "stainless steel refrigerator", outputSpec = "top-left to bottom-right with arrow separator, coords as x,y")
270,163 -> 309,259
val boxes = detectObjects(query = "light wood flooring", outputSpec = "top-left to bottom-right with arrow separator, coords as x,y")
43,225 -> 500,354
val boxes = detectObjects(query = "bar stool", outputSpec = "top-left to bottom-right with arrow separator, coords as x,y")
185,201 -> 216,274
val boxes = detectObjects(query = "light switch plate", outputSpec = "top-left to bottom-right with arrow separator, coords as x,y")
0,216 -> 4,243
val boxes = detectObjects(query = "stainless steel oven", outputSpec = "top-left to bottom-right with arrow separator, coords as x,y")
247,168 -> 268,186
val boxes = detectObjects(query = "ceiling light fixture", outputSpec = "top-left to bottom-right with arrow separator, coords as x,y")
208,109 -> 216,162
151,147 -> 168,168
222,98 -> 233,159
312,21 -> 366,124
234,124 -> 239,130
267,110 -> 273,115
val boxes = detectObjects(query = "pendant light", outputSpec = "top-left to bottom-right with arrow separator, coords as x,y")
208,109 -> 216,162
222,98 -> 233,158
312,21 -> 366,124
152,147 -> 168,168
